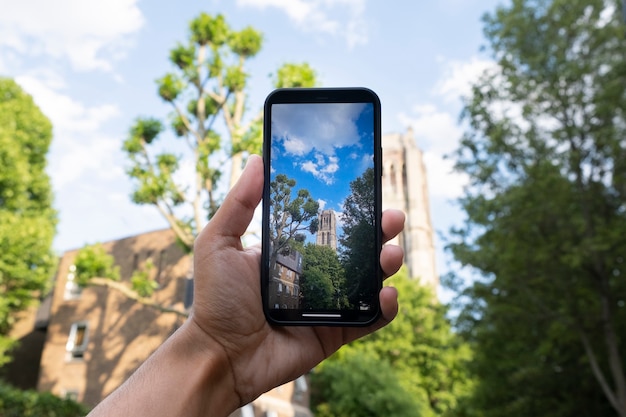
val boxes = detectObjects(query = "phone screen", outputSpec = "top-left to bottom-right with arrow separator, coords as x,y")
261,88 -> 382,326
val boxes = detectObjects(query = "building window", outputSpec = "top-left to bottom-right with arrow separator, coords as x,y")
278,283 -> 283,293
183,277 -> 194,310
61,389 -> 80,402
63,265 -> 82,300
66,322 -> 89,361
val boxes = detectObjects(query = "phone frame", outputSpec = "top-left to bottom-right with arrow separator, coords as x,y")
261,87 -> 383,326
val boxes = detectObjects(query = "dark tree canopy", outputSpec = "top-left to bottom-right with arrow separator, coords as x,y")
447,0 -> 626,415
339,167 -> 377,307
299,243 -> 347,310
0,78 -> 57,366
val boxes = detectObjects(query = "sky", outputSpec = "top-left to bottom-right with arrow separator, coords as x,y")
270,101 -> 375,243
0,0 -> 504,292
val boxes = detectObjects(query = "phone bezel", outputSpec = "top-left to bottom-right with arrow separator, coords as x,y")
261,87 -> 383,326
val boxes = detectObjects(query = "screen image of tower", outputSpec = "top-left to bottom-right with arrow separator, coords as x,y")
268,102 -> 377,311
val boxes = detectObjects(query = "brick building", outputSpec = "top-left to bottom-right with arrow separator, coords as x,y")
19,228 -> 311,416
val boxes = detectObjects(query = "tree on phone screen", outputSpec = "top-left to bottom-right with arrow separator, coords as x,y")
339,167 -> 377,308
268,174 -> 319,272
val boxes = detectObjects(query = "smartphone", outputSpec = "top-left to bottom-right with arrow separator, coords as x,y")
261,87 -> 382,326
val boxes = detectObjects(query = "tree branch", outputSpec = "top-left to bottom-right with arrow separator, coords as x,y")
579,330 -> 623,415
88,277 -> 189,318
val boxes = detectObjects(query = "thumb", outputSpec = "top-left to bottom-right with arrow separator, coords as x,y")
197,155 -> 263,244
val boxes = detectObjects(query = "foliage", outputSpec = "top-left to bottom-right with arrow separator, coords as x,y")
0,382 -> 88,417
130,258 -> 157,298
273,62 -> 317,88
81,13 -> 319,316
447,0 -> 626,415
313,268 -> 474,417
339,167 -> 377,307
311,350 -> 423,417
73,243 -> 119,286
268,173 -> 319,267
0,78 -> 57,366
122,12 -> 319,251
299,243 -> 347,310
74,245 -> 166,305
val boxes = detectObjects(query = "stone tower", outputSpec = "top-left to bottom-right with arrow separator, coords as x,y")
382,128 -> 438,287
316,209 -> 337,251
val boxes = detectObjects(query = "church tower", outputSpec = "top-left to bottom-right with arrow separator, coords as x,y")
382,128 -> 438,287
316,209 -> 337,251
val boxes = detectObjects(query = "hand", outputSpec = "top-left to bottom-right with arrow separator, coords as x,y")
190,154 -> 405,407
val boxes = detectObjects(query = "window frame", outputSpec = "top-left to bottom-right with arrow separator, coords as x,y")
66,321 -> 89,360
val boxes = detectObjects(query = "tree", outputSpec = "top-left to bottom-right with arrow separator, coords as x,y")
123,13 -> 318,250
0,382 -> 88,417
268,173 -> 319,271
339,167 -> 377,307
0,78 -> 57,366
311,350 -> 424,417
299,243 -> 347,310
312,268 -> 474,417
76,13 -> 318,311
447,0 -> 626,415
123,12 -> 263,250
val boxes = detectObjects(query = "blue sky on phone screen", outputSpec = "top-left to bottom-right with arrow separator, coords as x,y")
271,102 -> 374,224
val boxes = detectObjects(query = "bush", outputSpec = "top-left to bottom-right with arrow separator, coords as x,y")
0,382 -> 88,417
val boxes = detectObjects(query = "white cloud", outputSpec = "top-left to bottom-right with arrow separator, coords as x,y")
422,152 -> 468,199
282,136 -> 308,156
0,0 -> 144,72
397,107 -> 468,199
433,56 -> 495,103
398,104 -> 463,155
15,74 -> 123,188
16,75 -> 120,133
236,0 -> 368,47
301,160 -> 319,175
300,153 -> 339,185
395,56 -> 496,200
272,102 -> 366,155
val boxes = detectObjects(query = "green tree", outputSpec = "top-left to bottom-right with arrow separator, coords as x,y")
339,167 -> 377,307
123,13 -> 318,250
312,268 -> 474,417
123,12 -> 264,249
76,13 -> 317,312
268,173 -> 319,271
447,0 -> 626,415
299,243 -> 347,310
311,350 -> 424,417
0,78 -> 57,366
0,382 -> 88,417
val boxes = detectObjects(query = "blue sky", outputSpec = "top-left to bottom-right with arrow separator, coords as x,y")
271,102 -> 375,243
0,0 -> 503,295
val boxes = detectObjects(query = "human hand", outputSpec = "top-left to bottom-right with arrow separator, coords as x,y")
189,154 -> 404,409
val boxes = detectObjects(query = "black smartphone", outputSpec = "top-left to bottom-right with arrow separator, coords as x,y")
261,87 -> 382,326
